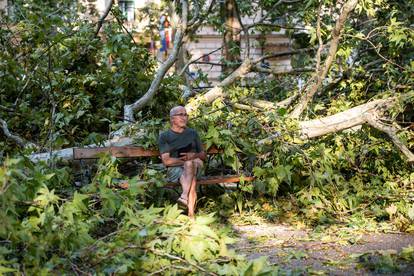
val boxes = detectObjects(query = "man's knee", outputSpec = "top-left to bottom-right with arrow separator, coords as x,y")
193,158 -> 203,168
183,160 -> 195,171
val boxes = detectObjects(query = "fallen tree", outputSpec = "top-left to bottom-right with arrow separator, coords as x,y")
257,95 -> 414,163
4,0 -> 411,164
29,93 -> 414,163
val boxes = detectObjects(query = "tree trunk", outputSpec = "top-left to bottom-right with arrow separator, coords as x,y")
222,0 -> 241,75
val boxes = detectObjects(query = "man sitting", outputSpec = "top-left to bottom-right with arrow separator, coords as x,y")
158,106 -> 206,218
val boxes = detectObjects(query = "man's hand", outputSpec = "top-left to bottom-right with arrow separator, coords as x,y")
179,152 -> 198,161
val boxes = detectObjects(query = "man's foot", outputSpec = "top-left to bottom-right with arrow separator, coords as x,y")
177,197 -> 188,209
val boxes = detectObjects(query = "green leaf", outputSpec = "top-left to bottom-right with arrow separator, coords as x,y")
0,266 -> 17,274
195,214 -> 215,225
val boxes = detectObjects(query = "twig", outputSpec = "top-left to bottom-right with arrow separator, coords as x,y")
359,36 -> 405,70
0,105 -> 14,112
234,0 -> 250,59
258,47 -> 317,63
315,2 -> 323,74
245,0 -> 301,29
252,66 -> 313,75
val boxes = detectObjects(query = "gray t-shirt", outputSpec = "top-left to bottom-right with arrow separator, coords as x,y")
158,128 -> 203,159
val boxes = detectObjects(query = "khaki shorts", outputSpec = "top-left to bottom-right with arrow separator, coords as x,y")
165,160 -> 203,183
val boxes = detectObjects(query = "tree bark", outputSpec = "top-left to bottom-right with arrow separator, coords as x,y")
297,98 -> 392,139
259,95 -> 414,163
366,114 -> 414,163
222,0 -> 242,75
289,0 -> 358,118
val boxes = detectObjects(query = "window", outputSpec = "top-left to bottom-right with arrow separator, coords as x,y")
119,0 -> 134,21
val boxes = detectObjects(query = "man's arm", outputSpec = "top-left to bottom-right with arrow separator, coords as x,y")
180,151 -> 206,161
161,152 -> 185,166
162,151 -> 206,166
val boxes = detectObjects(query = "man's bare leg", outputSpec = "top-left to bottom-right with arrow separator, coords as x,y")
187,175 -> 197,218
179,160 -> 195,204
187,159 -> 203,218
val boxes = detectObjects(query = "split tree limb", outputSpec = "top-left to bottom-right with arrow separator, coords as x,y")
298,98 -> 394,139
259,95 -> 414,163
366,114 -> 414,162
289,0 -> 358,118
123,0 -> 189,122
30,95 -> 413,163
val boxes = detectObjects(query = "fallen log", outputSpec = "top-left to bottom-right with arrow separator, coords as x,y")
258,96 -> 414,163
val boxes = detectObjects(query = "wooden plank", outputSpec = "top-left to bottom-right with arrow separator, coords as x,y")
74,145 -> 222,159
117,175 -> 254,189
196,175 -> 255,185
73,146 -> 159,159
110,147 -> 159,157
73,147 -> 112,159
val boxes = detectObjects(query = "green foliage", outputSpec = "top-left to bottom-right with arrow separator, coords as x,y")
0,156 -> 280,274
0,0 -> 182,154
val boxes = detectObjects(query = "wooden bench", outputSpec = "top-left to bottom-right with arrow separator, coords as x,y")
73,146 -> 254,187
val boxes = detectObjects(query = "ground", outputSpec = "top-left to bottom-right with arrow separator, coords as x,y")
232,222 -> 414,275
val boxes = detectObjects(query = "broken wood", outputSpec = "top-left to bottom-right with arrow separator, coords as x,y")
259,94 -> 414,163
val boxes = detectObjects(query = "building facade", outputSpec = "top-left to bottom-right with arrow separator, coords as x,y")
1,0 -> 292,84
